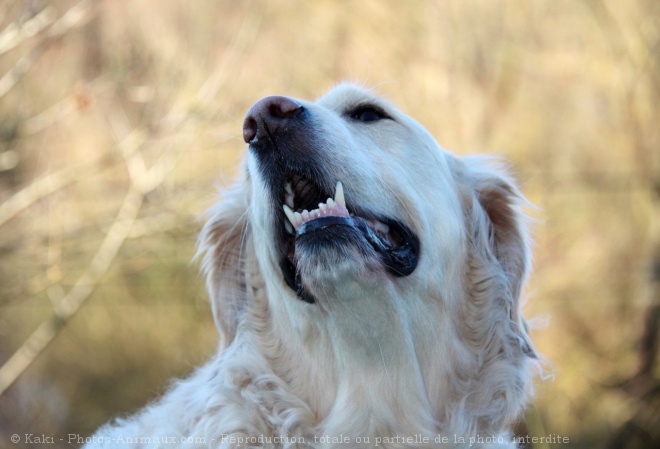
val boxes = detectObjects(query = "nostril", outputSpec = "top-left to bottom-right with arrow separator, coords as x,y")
269,99 -> 302,119
243,116 -> 258,143
270,104 -> 285,119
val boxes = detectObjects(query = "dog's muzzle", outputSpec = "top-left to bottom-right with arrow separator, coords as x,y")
242,95 -> 419,303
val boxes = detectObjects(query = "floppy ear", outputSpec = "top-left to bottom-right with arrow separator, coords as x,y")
455,156 -> 538,430
462,156 -> 536,358
197,182 -> 251,349
471,159 -> 530,300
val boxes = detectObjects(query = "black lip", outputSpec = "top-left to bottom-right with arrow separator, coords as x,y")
297,215 -> 354,235
297,215 -> 419,277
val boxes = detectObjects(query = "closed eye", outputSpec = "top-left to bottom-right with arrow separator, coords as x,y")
347,105 -> 390,122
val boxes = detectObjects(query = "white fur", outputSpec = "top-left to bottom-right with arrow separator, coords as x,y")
85,84 -> 537,449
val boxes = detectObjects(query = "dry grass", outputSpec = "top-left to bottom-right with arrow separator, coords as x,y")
0,1 -> 658,447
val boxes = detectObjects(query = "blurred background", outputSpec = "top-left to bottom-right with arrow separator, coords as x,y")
0,1 -> 658,448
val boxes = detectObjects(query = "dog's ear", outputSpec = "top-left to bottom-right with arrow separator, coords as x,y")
470,159 -> 530,299
197,183 -> 251,349
456,156 -> 538,430
461,156 -> 536,358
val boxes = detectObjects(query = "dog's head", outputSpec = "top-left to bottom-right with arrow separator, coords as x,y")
200,84 -> 536,432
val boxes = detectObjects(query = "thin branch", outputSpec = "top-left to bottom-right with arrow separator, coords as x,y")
0,0 -> 92,98
0,120 -> 182,397
0,124 -> 147,228
0,45 -> 41,98
0,187 -> 144,397
0,6 -> 56,56
0,155 -> 104,227
0,0 -> 259,397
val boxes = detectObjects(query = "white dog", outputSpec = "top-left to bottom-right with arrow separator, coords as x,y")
85,84 -> 537,448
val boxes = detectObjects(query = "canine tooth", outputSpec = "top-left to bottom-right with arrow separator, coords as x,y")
285,194 -> 294,208
283,204 -> 296,226
285,182 -> 293,195
334,181 -> 345,207
284,220 -> 294,234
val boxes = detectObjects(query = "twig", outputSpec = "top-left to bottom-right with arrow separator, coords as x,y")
0,6 -> 55,56
0,45 -> 40,98
0,186 -> 143,397
0,0 -> 92,98
0,123 -> 148,228
0,0 -> 259,397
0,110 -> 183,397
0,144 -> 179,397
0,155 -> 103,228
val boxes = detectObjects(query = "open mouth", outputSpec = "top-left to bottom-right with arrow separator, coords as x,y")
278,174 -> 419,302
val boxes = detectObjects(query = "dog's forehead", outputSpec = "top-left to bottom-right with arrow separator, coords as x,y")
314,83 -> 394,112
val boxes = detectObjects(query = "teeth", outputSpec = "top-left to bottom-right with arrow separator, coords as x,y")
282,180 -> 350,232
283,204 -> 297,227
334,181 -> 345,207
284,182 -> 294,208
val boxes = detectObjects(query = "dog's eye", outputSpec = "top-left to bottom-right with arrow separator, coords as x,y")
348,106 -> 388,122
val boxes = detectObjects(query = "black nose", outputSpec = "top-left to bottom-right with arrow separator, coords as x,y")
242,96 -> 303,144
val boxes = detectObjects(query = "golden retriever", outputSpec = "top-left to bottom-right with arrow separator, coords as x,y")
86,84 -> 537,448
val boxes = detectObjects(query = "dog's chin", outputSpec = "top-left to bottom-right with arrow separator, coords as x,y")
287,223 -> 383,302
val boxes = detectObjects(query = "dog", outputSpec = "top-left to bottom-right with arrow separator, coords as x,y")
85,84 -> 537,448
